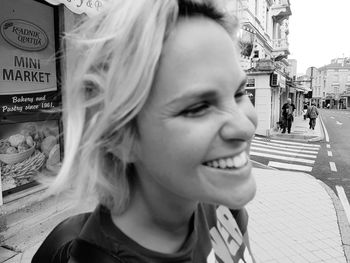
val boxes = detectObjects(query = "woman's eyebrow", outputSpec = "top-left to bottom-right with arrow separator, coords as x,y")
166,90 -> 218,106
167,77 -> 247,106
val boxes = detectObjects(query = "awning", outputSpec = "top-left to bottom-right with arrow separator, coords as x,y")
44,0 -> 108,17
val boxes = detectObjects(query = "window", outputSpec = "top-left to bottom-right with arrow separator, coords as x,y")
334,86 -> 339,94
265,8 -> 269,31
333,74 -> 339,82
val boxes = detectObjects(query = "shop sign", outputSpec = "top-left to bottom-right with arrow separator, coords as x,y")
0,92 -> 59,114
0,0 -> 57,95
280,75 -> 286,89
246,78 -> 255,87
0,19 -> 48,52
44,0 -> 106,17
256,59 -> 274,71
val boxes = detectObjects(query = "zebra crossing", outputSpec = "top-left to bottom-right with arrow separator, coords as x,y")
250,136 -> 321,172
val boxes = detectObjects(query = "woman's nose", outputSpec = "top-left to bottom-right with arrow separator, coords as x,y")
219,107 -> 257,141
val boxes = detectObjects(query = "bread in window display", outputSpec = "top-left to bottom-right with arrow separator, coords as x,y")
20,123 -> 37,138
0,135 -> 36,164
46,144 -> 61,172
26,136 -> 35,147
6,146 -> 18,154
40,135 -> 57,157
0,140 -> 11,154
8,134 -> 26,147
47,144 -> 60,166
18,143 -> 30,152
33,130 -> 46,150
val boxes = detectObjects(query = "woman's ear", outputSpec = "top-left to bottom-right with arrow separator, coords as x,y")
128,142 -> 138,163
115,120 -> 139,164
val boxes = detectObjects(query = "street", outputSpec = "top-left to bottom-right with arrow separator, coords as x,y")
312,109 -> 350,199
251,108 -> 350,200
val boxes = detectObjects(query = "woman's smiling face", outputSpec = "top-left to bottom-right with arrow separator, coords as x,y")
134,17 -> 258,209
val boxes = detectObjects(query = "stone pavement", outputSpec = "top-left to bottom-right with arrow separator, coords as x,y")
247,168 -> 350,263
1,114 -> 350,262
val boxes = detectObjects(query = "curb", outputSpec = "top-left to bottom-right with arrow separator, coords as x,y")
251,160 -> 278,170
268,122 -> 324,143
305,114 -> 325,142
264,133 -> 322,143
319,180 -> 350,262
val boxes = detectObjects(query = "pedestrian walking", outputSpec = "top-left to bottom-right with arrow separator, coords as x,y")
32,1 -> 257,262
281,98 -> 296,134
307,102 -> 319,130
303,102 -> 308,120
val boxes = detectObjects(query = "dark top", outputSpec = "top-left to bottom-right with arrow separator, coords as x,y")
32,204 -> 255,263
282,102 -> 296,119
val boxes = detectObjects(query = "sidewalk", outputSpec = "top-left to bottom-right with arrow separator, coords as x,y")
270,114 -> 324,142
1,115 -> 350,262
247,168 -> 350,263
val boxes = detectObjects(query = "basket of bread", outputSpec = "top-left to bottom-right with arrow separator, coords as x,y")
0,134 -> 36,164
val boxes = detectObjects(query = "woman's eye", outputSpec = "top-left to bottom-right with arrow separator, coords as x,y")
181,103 -> 210,117
234,88 -> 247,99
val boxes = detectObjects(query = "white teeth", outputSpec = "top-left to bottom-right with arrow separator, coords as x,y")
219,159 -> 226,169
226,158 -> 234,168
205,151 -> 248,169
233,152 -> 246,168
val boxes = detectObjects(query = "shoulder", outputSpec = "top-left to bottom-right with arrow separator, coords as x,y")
32,212 -> 92,263
33,205 -> 114,263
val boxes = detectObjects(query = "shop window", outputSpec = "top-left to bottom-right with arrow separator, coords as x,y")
0,0 -> 62,202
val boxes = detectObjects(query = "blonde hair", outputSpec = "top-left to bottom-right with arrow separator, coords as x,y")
52,0 -> 238,214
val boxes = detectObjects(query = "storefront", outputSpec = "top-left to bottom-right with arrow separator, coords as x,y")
246,68 -> 285,136
0,0 -> 105,205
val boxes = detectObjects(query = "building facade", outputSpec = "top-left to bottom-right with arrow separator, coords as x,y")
312,58 -> 350,109
227,0 -> 293,136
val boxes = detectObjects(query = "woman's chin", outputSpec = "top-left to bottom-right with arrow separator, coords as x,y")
221,176 -> 256,210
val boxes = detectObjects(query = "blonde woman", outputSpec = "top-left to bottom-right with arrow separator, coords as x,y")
33,0 -> 258,262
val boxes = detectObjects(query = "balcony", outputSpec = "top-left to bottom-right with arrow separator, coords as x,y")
271,0 -> 291,22
272,38 -> 289,51
255,59 -> 275,71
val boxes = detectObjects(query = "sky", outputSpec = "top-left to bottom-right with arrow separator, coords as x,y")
288,0 -> 350,75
